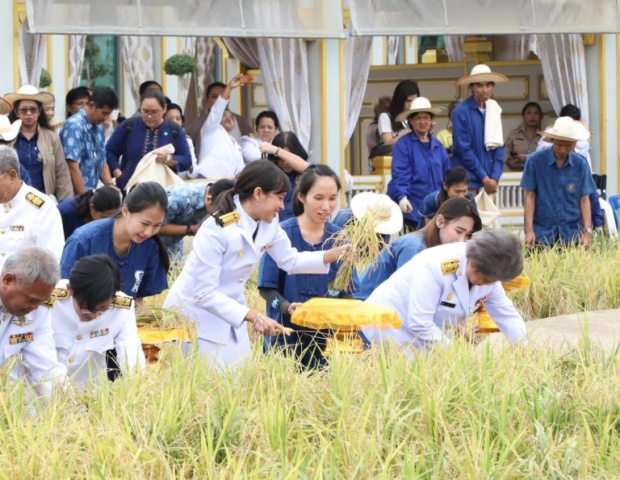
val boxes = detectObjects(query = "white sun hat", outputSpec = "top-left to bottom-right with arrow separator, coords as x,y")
0,115 -> 22,142
456,64 -> 509,86
395,96 -> 443,122
350,192 -> 403,235
5,85 -> 54,107
539,116 -> 591,142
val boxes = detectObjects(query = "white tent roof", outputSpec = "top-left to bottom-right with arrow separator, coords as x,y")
26,0 -> 620,37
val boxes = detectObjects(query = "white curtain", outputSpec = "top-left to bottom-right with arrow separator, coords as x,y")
68,35 -> 87,89
18,19 -> 47,87
223,38 -> 260,69
533,34 -> 589,126
387,36 -> 399,65
257,38 -> 312,148
194,37 -> 218,115
120,36 -> 155,104
495,35 -> 535,61
344,33 -> 373,144
444,35 -> 465,62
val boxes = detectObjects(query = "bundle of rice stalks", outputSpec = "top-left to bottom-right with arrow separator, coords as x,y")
137,307 -> 196,332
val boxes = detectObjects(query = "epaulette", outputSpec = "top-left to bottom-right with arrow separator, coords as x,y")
441,259 -> 460,275
112,293 -> 133,309
40,286 -> 69,308
215,211 -> 241,227
25,192 -> 45,208
52,121 -> 64,130
248,133 -> 256,139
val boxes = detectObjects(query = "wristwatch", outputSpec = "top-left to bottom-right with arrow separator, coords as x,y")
185,224 -> 195,236
581,227 -> 593,234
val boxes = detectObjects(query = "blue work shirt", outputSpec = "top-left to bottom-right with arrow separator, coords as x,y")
57,196 -> 85,239
161,182 -> 209,261
279,170 -> 301,223
386,133 -> 450,225
60,217 -> 168,298
14,131 -> 44,192
105,117 -> 192,191
354,233 -> 427,300
452,95 -> 506,189
520,148 -> 596,245
60,109 -> 106,190
257,217 -> 359,330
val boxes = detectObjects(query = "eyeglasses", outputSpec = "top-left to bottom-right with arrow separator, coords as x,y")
17,107 -> 40,114
0,172 -> 7,180
79,305 -> 114,316
141,109 -> 164,118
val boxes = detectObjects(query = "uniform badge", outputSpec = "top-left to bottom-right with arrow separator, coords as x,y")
90,328 -> 110,338
9,332 -> 33,344
216,211 -> 241,227
441,259 -> 460,275
9,225 -> 24,232
25,192 -> 45,208
112,293 -> 133,309
238,248 -> 245,257
260,242 -> 273,253
10,316 -> 32,327
566,183 -> 576,193
447,292 -> 453,301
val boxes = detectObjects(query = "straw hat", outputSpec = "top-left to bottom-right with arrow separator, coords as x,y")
395,97 -> 442,122
350,192 -> 403,235
0,96 -> 12,116
539,116 -> 591,142
456,64 -> 509,86
5,85 -> 54,107
0,115 -> 22,142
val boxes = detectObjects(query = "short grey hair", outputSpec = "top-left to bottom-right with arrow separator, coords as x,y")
466,230 -> 523,281
2,248 -> 60,287
0,145 -> 20,176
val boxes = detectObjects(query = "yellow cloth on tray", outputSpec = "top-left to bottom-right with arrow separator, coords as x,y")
138,325 -> 193,344
291,298 -> 401,331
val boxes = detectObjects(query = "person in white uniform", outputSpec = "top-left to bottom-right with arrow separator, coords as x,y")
164,160 -> 348,368
239,110 -> 280,164
0,146 -> 64,267
0,248 -> 67,397
42,254 -> 145,385
363,229 -> 528,352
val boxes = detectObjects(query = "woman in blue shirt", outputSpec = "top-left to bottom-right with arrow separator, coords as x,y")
60,182 -> 169,302
418,166 -> 476,227
57,186 -> 121,239
105,90 -> 192,191
260,131 -> 310,223
386,97 -> 451,231
258,165 -> 358,369
355,196 -> 482,301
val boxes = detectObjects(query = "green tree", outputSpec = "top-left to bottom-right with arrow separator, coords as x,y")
82,36 -> 111,87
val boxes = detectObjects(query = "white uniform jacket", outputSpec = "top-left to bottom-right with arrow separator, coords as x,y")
43,282 -> 145,385
0,300 -> 67,396
364,242 -> 527,351
195,96 -> 244,179
164,196 -> 330,346
0,183 -> 64,267
239,136 -> 262,165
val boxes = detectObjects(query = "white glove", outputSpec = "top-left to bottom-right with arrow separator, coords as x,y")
399,197 -> 413,213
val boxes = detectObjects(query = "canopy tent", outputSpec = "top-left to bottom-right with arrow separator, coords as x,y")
26,0 -> 620,37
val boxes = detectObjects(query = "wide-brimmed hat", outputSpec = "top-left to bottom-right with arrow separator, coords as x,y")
0,115 -> 22,142
456,64 -> 509,86
0,96 -> 12,115
350,192 -> 403,235
539,116 -> 591,142
395,97 -> 443,122
5,85 -> 54,108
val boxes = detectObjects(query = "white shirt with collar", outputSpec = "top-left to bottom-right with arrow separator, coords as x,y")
363,242 -> 527,352
195,96 -> 244,179
0,299 -> 67,397
40,281 -> 145,385
164,195 -> 330,367
0,182 -> 64,268
239,135 -> 262,165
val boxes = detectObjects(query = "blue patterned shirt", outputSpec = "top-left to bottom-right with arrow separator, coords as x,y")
14,131 -> 44,192
60,110 -> 105,190
160,183 -> 209,261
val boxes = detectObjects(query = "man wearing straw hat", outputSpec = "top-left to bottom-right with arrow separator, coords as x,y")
520,117 -> 596,248
452,64 -> 509,195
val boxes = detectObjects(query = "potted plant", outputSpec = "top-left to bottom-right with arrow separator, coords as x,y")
164,54 -> 198,76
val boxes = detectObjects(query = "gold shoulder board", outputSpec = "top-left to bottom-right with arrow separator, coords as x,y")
217,211 -> 241,227
40,286 -> 68,308
25,192 -> 45,208
441,259 -> 460,275
112,294 -> 133,309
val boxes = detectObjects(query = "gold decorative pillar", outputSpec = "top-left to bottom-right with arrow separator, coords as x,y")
371,155 -> 392,191
13,0 -> 27,90
462,36 -> 493,63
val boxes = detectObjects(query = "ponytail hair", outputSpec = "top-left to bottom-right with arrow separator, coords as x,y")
74,186 -> 121,218
437,166 -> 469,205
216,160 -> 291,215
420,196 -> 482,247
292,164 -> 341,216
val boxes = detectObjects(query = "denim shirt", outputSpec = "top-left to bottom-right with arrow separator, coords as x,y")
355,233 -> 427,300
520,148 -> 596,245
257,217 -> 359,328
15,131 -> 44,191
278,171 -> 301,223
